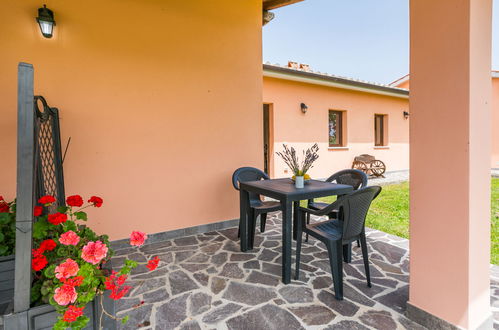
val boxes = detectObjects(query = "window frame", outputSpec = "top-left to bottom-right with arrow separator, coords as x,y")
328,110 -> 345,147
374,114 -> 387,146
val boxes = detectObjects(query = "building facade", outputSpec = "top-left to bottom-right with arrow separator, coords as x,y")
263,63 -> 409,179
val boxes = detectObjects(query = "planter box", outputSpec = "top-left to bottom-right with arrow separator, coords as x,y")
0,255 -> 15,316
3,292 -> 116,330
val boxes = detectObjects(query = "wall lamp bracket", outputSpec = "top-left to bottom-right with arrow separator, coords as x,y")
300,103 -> 308,114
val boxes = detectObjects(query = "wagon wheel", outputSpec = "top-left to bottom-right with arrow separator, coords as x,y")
352,161 -> 369,174
370,160 -> 386,177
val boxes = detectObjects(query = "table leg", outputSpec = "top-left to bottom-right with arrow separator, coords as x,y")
239,189 -> 250,252
293,201 -> 299,240
282,200 -> 292,284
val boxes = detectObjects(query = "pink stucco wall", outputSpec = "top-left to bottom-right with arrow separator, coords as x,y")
409,0 -> 492,328
263,76 -> 409,179
395,76 -> 499,168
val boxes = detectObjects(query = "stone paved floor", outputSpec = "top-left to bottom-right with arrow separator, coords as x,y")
113,213 -> 498,330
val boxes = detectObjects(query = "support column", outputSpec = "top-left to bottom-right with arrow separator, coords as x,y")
408,0 -> 492,329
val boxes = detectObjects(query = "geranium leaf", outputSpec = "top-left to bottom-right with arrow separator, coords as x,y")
33,219 -> 49,239
122,315 -> 129,324
43,264 -> 56,279
0,213 -> 10,225
74,211 -> 87,221
64,220 -> 77,231
57,206 -> 69,213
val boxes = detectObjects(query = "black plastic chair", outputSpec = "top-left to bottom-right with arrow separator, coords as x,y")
295,186 -> 381,300
306,169 -> 368,242
232,167 -> 282,245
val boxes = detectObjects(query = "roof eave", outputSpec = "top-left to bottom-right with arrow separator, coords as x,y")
263,0 -> 304,10
263,64 -> 410,99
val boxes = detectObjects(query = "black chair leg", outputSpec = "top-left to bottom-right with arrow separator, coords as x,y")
305,213 -> 310,242
295,211 -> 303,280
326,241 -> 344,300
360,233 -> 371,287
260,213 -> 267,233
248,209 -> 256,248
237,222 -> 241,238
357,239 -> 361,247
342,243 -> 352,263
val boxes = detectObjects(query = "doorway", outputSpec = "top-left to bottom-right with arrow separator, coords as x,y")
263,103 -> 273,176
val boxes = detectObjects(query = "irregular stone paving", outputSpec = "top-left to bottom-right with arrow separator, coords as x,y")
112,213 -> 499,329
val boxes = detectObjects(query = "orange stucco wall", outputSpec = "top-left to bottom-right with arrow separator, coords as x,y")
492,77 -> 499,168
263,77 -> 409,179
0,0 -> 263,239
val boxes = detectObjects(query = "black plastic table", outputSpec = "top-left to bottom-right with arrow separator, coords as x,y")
239,178 -> 354,284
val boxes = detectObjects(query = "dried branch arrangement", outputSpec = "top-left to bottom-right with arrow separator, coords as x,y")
276,143 -> 319,176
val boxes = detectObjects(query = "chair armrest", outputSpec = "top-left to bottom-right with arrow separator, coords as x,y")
300,196 -> 346,216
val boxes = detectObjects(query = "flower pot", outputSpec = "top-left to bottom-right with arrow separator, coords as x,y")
0,254 -> 15,316
295,176 -> 304,188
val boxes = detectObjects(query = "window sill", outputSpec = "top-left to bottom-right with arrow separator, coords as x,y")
328,146 -> 349,150
374,146 -> 390,149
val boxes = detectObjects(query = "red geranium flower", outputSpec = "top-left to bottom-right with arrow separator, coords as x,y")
129,231 -> 148,247
33,206 -> 43,217
0,197 -> 9,213
38,195 -> 56,205
63,276 -> 84,287
62,305 -> 84,323
81,241 -> 108,265
59,230 -> 80,246
48,212 -> 68,225
146,256 -> 160,271
55,258 -> 80,280
105,271 -> 131,300
54,284 -> 78,306
88,196 -> 103,207
66,195 -> 83,207
32,255 -> 48,271
39,239 -> 57,252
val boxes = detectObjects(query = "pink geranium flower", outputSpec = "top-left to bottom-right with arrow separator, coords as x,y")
81,241 -> 108,265
130,231 -> 148,246
59,231 -> 80,246
54,284 -> 78,306
55,259 -> 80,280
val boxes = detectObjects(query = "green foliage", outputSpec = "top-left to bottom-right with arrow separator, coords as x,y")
33,218 -> 49,240
44,264 -> 56,279
122,315 -> 129,324
74,211 -> 87,221
0,200 -> 16,256
317,178 -> 499,264
491,178 -> 499,264
120,259 -> 138,275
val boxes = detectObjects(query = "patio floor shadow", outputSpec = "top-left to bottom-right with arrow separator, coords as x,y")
112,212 -> 499,329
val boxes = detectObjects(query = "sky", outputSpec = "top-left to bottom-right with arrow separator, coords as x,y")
263,0 -> 499,85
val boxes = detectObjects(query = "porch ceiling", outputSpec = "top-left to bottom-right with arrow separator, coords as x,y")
263,0 -> 303,10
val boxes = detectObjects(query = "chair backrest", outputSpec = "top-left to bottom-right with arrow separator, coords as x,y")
232,167 -> 269,202
340,186 -> 381,241
326,169 -> 368,190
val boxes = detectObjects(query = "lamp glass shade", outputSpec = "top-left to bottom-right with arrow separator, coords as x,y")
38,20 -> 54,38
37,5 -> 55,38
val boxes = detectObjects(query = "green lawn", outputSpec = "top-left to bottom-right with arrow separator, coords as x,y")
316,178 -> 499,264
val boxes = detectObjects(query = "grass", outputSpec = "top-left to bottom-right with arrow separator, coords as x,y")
316,178 -> 499,264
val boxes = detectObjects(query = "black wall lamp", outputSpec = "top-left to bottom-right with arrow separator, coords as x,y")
300,103 -> 308,114
403,111 -> 410,119
37,5 -> 56,38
